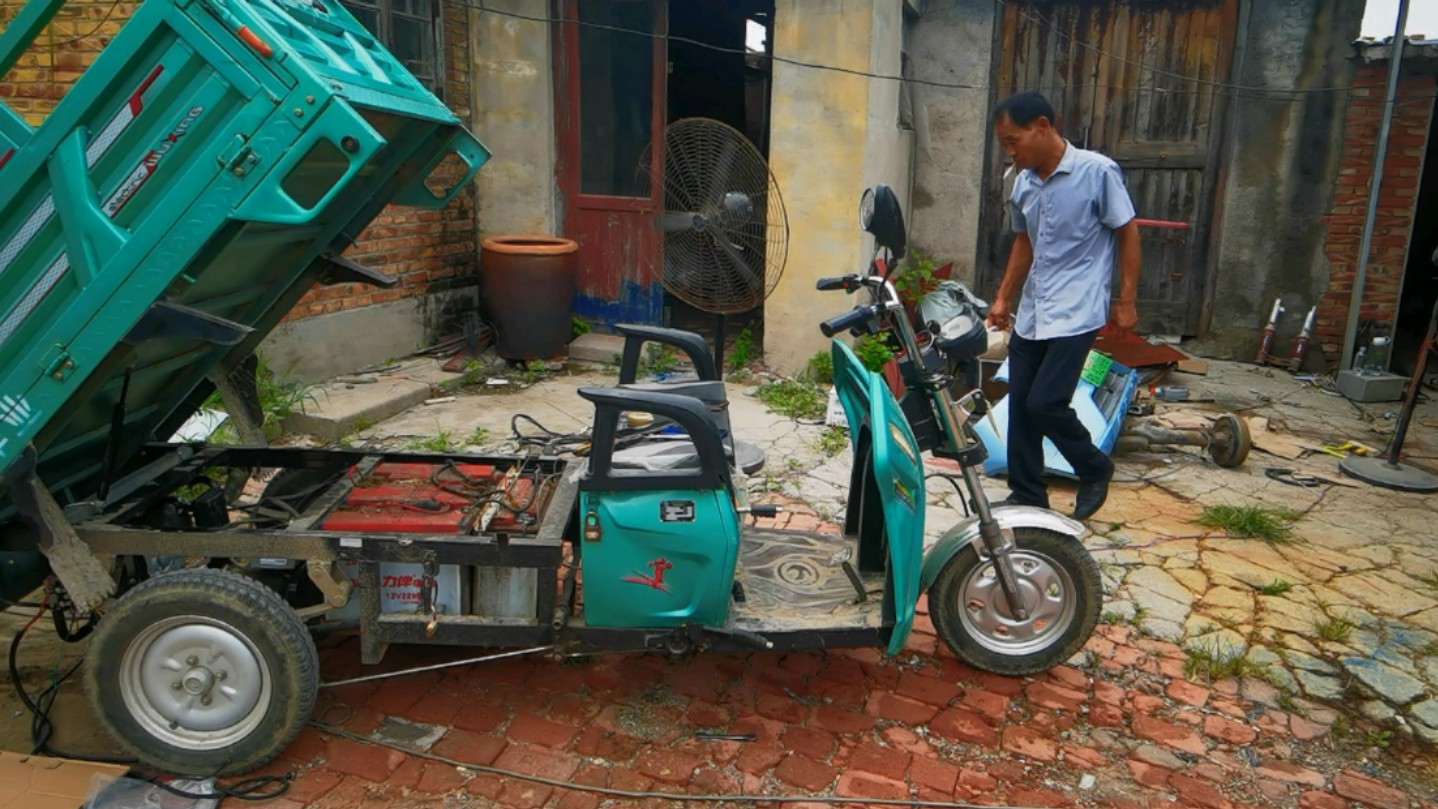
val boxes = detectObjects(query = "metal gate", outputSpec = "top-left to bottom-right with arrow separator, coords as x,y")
978,0 -> 1240,336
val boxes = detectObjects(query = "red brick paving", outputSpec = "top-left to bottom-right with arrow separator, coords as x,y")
260,622 -> 1438,809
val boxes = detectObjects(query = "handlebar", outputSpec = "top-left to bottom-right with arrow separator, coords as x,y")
816,275 -> 860,292
821,304 -> 879,338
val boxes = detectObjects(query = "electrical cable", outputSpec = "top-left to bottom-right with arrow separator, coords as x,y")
464,1 -> 1438,104
309,720 -> 1060,809
52,0 -> 126,45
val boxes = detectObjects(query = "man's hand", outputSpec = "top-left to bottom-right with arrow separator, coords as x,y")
987,298 -> 1012,331
1109,299 -> 1138,335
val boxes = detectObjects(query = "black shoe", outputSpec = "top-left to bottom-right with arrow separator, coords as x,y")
1073,457 -> 1115,520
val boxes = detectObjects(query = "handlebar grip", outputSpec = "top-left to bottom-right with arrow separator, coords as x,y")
816,275 -> 856,291
821,305 -> 876,338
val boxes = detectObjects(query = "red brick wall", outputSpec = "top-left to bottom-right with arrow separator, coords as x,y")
1317,63 -> 1436,358
0,0 -> 475,324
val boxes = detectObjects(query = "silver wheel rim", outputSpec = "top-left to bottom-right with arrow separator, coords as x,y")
956,549 -> 1077,656
119,615 -> 270,750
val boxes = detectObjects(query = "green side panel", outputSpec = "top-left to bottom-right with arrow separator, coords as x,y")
831,340 -> 871,453
579,489 -> 740,628
868,371 -> 925,655
830,338 -> 925,653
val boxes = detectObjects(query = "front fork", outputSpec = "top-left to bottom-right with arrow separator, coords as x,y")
960,464 -> 1030,621
931,388 -> 1029,621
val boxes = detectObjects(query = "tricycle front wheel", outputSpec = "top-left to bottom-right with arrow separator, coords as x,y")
929,527 -> 1101,676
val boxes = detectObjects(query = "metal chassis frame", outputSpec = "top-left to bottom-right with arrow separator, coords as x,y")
17,442 -> 896,665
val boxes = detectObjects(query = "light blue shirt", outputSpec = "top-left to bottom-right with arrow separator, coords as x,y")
1007,142 -> 1136,341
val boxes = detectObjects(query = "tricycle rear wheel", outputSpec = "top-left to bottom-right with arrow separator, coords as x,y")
929,527 -> 1101,676
85,568 -> 318,776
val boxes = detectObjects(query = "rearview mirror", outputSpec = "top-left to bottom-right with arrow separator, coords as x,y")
860,185 -> 907,261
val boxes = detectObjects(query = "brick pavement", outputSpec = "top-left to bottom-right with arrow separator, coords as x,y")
247,610 -> 1438,809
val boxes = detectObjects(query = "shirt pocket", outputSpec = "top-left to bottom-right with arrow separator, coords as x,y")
1045,187 -> 1101,244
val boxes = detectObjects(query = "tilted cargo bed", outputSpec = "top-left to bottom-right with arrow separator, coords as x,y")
0,0 -> 489,519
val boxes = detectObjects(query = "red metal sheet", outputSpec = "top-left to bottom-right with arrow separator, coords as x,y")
318,460 -> 550,534
367,462 -> 497,482
343,483 -> 474,508
1094,330 -> 1190,368
320,508 -> 465,533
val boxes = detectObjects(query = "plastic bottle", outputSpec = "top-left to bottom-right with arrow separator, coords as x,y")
1150,385 -> 1189,401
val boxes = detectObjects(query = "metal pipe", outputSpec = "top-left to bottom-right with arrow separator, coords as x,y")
1343,0 -> 1411,370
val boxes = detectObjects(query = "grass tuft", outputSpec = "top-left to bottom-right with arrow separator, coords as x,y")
1197,504 -> 1303,544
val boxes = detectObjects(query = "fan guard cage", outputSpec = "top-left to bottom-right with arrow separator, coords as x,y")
653,117 -> 789,315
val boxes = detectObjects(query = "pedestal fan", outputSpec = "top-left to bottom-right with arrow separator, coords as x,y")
655,117 -> 788,377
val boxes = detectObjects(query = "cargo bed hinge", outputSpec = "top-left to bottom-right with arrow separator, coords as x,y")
218,133 -> 259,177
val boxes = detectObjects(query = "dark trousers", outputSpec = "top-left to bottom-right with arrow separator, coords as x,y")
1005,328 -> 1110,506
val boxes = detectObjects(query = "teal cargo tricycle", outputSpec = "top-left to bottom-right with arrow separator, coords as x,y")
568,183 -> 1103,678
2,175 -> 1104,776
0,0 -> 1100,765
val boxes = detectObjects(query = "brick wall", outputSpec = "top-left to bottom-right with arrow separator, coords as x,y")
0,0 -> 476,325
0,1 -> 135,125
1317,62 -> 1436,359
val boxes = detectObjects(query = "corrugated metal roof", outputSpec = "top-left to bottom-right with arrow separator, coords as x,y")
1353,35 -> 1438,62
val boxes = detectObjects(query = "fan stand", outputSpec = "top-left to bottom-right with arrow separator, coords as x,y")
1340,294 -> 1438,493
712,312 -> 728,381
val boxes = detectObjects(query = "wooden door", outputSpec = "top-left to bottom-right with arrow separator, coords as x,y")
555,0 -> 668,326
978,0 -> 1239,336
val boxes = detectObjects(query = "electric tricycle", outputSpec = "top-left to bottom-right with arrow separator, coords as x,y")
0,182 -> 1101,778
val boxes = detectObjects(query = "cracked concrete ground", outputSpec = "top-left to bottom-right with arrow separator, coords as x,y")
332,353 -> 1438,743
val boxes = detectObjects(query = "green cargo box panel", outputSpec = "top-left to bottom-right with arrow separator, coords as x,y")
0,0 -> 490,516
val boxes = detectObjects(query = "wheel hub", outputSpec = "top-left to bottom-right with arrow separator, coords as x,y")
121,616 -> 270,748
181,667 -> 215,695
957,549 -> 1077,656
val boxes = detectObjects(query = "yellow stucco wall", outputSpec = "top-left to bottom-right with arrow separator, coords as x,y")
764,0 -> 912,376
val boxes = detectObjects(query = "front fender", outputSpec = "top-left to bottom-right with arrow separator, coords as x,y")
920,506 -> 1088,591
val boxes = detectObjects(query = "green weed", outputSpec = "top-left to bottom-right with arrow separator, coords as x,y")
1183,640 -> 1264,682
727,327 -> 758,372
802,350 -> 835,387
201,354 -> 313,441
755,379 -> 827,421
1258,579 -> 1293,596
641,343 -> 680,376
852,334 -> 894,373
409,430 -> 453,452
892,248 -> 941,304
1197,504 -> 1303,544
816,425 -> 848,456
1315,614 -> 1355,644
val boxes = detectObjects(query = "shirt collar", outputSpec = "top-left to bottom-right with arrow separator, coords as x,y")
1052,140 -> 1077,176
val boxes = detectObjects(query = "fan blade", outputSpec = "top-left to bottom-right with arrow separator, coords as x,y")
713,235 -> 762,290
660,212 -> 702,232
706,139 -> 739,214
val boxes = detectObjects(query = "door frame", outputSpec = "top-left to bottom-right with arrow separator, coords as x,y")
552,0 -> 669,324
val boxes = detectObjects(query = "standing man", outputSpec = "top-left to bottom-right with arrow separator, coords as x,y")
985,91 -> 1142,520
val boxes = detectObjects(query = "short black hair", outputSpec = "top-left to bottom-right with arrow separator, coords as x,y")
993,91 -> 1056,129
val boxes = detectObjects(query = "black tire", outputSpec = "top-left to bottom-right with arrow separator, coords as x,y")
929,527 -> 1101,676
85,568 -> 318,776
